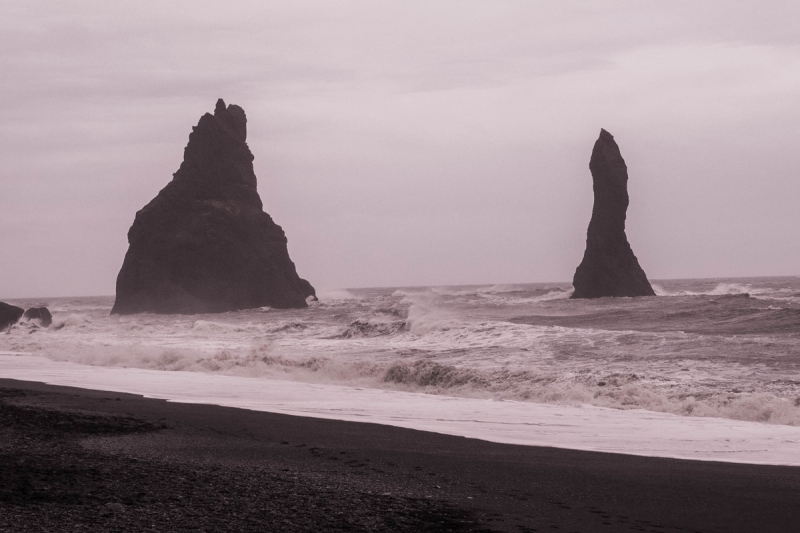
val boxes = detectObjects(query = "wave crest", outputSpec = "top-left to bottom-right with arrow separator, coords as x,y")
337,319 -> 405,338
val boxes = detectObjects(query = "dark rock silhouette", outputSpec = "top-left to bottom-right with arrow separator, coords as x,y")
0,302 -> 24,330
571,129 -> 655,299
112,99 -> 315,315
23,307 -> 52,327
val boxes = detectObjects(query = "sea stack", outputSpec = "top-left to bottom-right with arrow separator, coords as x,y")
571,129 -> 655,299
111,99 -> 315,314
22,307 -> 53,328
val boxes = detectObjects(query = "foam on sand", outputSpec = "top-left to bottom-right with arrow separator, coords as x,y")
2,353 -> 799,467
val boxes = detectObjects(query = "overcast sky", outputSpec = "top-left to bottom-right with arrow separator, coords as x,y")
2,1 -> 799,298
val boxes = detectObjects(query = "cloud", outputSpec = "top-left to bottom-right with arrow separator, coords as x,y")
2,1 -> 800,297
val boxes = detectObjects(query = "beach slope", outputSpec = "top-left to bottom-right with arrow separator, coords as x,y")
2,378 -> 799,532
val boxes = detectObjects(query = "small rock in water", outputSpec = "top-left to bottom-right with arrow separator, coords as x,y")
22,307 -> 52,327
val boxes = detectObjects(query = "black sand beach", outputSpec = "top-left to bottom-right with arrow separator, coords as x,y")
2,378 -> 799,532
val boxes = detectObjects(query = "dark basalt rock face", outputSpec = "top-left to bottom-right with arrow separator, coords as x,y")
112,99 -> 315,315
571,129 -> 655,299
0,302 -> 24,330
23,307 -> 52,327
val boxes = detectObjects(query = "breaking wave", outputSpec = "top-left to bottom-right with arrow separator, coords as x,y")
380,360 -> 800,425
652,282 -> 754,297
652,281 -> 800,301
336,319 -> 406,338
3,278 -> 800,427
19,332 -> 796,426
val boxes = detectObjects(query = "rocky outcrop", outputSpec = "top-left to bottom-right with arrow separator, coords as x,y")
571,129 -> 655,299
0,302 -> 24,330
23,307 -> 52,327
111,99 -> 315,315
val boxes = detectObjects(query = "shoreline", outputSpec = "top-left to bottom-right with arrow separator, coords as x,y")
4,353 -> 800,467
2,377 -> 800,532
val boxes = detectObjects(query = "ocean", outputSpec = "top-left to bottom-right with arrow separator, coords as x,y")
3,276 -> 800,465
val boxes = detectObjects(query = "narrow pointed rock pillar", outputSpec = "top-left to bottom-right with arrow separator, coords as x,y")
571,129 -> 655,299
112,99 -> 315,314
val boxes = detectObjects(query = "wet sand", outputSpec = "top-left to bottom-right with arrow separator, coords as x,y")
2,378 -> 799,532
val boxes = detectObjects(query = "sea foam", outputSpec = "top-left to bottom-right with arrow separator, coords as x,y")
3,278 -> 800,428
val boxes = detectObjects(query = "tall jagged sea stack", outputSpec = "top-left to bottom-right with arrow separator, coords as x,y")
571,129 -> 655,299
112,99 -> 315,314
